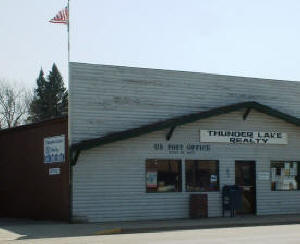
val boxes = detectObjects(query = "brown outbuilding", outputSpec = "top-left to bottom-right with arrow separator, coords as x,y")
0,117 -> 69,221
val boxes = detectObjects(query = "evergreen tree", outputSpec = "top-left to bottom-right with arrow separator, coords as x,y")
29,64 -> 68,122
29,69 -> 47,122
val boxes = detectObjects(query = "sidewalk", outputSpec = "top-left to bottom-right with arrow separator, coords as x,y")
1,214 -> 300,241
101,214 -> 300,234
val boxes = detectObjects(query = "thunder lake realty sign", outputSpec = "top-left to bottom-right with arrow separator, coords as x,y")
200,130 -> 288,144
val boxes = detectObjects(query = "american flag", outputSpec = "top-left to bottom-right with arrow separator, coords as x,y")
49,6 -> 69,24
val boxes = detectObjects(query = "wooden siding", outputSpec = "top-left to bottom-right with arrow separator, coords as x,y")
0,118 -> 69,221
70,62 -> 300,144
72,110 -> 300,222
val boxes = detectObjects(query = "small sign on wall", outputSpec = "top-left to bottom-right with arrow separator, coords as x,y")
257,172 -> 270,180
44,135 -> 65,163
49,168 -> 60,175
153,143 -> 211,155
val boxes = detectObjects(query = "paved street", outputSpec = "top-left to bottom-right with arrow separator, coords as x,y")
1,222 -> 300,244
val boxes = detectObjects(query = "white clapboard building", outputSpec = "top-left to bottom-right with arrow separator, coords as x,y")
69,62 -> 300,222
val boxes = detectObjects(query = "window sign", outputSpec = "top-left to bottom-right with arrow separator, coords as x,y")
146,171 -> 158,188
44,135 -> 65,163
146,159 -> 182,193
210,174 -> 218,183
271,161 -> 300,191
200,130 -> 287,144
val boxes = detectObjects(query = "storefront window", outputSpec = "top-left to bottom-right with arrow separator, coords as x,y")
271,161 -> 300,191
185,160 -> 219,192
146,159 -> 182,193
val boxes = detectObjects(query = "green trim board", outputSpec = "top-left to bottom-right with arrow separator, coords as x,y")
70,101 -> 300,164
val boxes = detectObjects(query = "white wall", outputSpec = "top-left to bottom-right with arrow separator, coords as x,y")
70,62 -> 300,144
72,110 -> 300,222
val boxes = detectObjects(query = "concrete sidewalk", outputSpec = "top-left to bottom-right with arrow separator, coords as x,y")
1,214 -> 300,241
101,214 -> 300,234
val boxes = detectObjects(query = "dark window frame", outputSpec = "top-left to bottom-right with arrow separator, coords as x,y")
185,160 -> 220,192
145,159 -> 182,193
271,161 -> 300,191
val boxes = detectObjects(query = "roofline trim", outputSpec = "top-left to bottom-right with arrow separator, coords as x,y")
70,101 -> 300,156
0,116 -> 67,135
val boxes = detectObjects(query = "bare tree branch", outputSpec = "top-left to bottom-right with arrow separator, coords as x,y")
0,80 -> 33,129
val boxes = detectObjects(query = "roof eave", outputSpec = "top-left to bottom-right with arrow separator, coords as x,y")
71,101 -> 300,156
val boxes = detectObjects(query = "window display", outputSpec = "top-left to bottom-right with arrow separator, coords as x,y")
271,161 -> 300,191
185,160 -> 219,192
146,159 -> 182,193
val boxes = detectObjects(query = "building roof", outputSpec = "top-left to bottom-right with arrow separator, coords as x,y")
71,101 -> 300,156
0,116 -> 67,136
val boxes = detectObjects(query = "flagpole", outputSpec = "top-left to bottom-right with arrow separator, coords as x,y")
67,0 -> 70,66
67,0 -> 73,223
49,0 -> 73,223
67,0 -> 71,145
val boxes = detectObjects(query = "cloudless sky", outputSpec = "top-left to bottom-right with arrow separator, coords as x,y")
1,0 -> 300,89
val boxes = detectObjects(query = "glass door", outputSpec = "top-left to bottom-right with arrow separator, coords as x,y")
235,161 -> 256,215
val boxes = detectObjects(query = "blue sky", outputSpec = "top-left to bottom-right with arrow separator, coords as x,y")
1,0 -> 300,88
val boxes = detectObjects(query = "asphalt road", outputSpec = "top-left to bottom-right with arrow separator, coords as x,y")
1,223 -> 300,244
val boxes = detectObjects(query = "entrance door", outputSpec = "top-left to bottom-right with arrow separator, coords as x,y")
235,161 -> 256,215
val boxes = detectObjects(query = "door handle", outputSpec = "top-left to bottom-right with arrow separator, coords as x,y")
241,186 -> 253,191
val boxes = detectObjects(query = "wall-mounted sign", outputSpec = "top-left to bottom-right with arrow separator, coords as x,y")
44,135 -> 65,163
49,168 -> 60,175
257,172 -> 270,180
200,130 -> 287,144
153,143 -> 211,154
